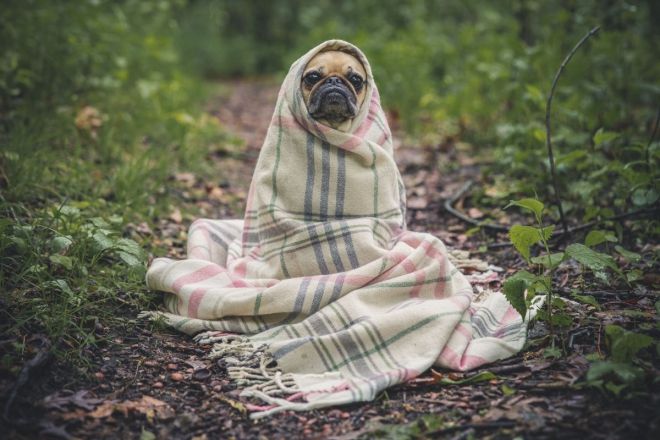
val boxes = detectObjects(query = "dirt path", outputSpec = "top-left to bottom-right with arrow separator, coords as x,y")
2,80 -> 657,439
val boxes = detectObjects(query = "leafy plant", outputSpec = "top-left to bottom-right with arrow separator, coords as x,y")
585,325 -> 655,396
502,198 -> 564,337
1,202 -> 149,362
0,0 -> 233,364
502,198 -> 631,347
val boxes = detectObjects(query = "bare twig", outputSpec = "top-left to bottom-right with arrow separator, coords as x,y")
558,207 -> 658,235
443,181 -> 509,233
3,336 -> 51,420
545,26 -> 601,238
443,178 -> 657,249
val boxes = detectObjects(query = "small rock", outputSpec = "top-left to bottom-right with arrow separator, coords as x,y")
192,368 -> 211,381
167,363 -> 178,371
170,372 -> 184,382
94,372 -> 104,381
153,381 -> 164,389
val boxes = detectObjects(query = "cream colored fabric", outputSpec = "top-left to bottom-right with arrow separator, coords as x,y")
145,40 -> 528,417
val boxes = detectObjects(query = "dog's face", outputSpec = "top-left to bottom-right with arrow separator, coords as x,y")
302,50 -> 367,128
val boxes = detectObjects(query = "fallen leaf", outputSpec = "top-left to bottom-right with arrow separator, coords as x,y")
43,390 -> 103,411
88,396 -> 174,421
169,208 -> 183,224
75,106 -> 103,138
88,401 -> 116,418
174,172 -> 196,187
407,197 -> 427,210
207,186 -> 225,201
218,395 -> 247,415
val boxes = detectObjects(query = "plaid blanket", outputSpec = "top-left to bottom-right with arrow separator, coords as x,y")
144,40 -> 529,417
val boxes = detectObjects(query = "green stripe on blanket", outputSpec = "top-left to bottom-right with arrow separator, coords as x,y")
144,39 -> 532,418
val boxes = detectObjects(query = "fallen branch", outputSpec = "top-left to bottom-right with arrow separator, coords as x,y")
3,336 -> 51,421
545,26 -> 601,237
443,181 -> 509,233
443,179 -> 658,248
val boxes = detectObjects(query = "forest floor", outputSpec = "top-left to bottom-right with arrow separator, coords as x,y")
1,79 -> 658,440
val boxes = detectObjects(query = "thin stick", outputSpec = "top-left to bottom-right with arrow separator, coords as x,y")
442,179 -> 657,244
545,26 -> 600,238
442,180 -> 509,233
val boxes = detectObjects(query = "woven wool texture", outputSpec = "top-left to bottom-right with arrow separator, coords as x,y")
146,40 -> 527,415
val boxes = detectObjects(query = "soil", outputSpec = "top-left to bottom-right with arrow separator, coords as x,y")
1,78 -> 658,440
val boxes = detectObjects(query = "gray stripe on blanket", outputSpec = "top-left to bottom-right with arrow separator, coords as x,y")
304,132 -> 315,221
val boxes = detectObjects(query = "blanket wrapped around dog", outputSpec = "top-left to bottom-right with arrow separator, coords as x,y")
145,40 -> 528,417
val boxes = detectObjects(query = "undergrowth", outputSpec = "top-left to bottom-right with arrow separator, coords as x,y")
0,0 -> 234,367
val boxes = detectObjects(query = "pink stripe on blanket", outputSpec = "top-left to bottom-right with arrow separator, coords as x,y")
401,259 -> 425,298
172,264 -> 224,292
232,258 -> 248,277
454,323 -> 473,339
187,286 -> 208,318
275,115 -> 304,130
172,262 -> 250,295
399,367 -> 421,382
438,345 -> 489,371
369,251 -> 408,284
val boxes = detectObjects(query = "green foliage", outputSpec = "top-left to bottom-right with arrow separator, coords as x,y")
502,277 -> 528,319
565,243 -> 622,283
570,292 -> 600,309
176,0 -> 658,237
506,198 -> 545,223
357,414 -> 446,439
0,0 -> 233,363
0,0 -> 221,209
604,325 -> 654,363
584,230 -> 617,248
585,325 -> 655,396
509,225 -> 544,261
433,371 -> 497,386
504,198 -> 568,335
1,202 -> 150,361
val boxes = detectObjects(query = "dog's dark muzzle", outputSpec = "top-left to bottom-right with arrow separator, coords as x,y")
309,77 -> 357,121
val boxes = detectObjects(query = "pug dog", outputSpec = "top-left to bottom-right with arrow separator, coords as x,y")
302,50 -> 367,130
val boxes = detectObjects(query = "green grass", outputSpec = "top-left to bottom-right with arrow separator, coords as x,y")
0,90 -> 239,365
0,1 -> 240,368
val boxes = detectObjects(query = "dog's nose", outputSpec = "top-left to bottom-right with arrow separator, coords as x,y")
324,76 -> 343,86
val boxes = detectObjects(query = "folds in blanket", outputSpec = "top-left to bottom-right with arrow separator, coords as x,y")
146,229 -> 475,325
186,216 -> 406,280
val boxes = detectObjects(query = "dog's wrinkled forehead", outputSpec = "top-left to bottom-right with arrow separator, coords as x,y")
303,50 -> 367,79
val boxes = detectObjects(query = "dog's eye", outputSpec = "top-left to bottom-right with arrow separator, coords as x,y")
349,74 -> 364,90
304,71 -> 322,86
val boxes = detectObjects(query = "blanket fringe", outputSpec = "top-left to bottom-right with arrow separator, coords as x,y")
194,331 -> 302,403
447,249 -> 489,272
240,389 -> 316,419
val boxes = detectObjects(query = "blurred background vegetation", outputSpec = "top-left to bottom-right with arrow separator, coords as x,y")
1,0 -> 658,361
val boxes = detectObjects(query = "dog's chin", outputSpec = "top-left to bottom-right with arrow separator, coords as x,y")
309,88 -> 357,125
